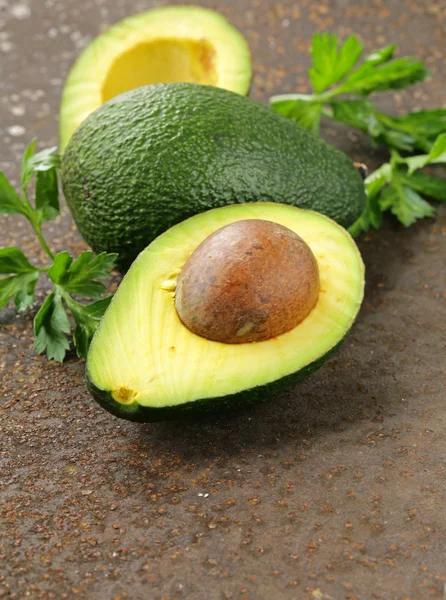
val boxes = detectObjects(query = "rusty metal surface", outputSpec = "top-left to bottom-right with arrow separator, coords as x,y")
1,0 -> 445,598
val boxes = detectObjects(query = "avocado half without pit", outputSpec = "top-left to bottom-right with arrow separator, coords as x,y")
86,203 -> 365,422
59,6 -> 251,151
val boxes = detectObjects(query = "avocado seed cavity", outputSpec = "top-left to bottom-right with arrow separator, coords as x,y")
174,219 -> 320,344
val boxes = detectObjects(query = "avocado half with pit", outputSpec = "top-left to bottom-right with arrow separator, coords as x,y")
59,6 -> 251,151
86,203 -> 365,422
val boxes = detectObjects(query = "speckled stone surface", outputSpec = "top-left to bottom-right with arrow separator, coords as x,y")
1,1 -> 445,599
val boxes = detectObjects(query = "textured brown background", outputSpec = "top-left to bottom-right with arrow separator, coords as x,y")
1,1 -> 445,599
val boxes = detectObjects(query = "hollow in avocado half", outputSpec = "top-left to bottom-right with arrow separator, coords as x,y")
59,6 -> 251,151
86,203 -> 365,422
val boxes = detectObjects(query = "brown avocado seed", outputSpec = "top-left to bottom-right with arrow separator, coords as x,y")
174,219 -> 320,344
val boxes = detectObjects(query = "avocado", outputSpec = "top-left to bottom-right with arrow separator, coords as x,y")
59,6 -> 251,151
86,202 -> 365,422
62,84 -> 366,272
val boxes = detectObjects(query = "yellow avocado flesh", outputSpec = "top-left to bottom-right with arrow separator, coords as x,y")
60,6 -> 251,151
87,203 -> 365,409
102,39 -> 218,102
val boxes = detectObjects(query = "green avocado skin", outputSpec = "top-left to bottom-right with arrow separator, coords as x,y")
85,340 -> 343,423
62,83 -> 366,271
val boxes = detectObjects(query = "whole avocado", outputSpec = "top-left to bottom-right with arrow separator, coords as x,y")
61,83 -> 366,271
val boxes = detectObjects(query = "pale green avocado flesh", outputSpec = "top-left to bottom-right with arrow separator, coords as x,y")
86,203 -> 365,422
59,5 -> 251,151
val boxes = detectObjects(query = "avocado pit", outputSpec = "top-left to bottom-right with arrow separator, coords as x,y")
175,219 -> 320,344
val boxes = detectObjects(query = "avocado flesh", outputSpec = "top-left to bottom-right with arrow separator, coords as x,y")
59,6 -> 251,151
62,83 -> 366,272
86,203 -> 365,422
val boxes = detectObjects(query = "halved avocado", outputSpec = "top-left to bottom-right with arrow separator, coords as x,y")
86,203 -> 365,422
59,6 -> 251,151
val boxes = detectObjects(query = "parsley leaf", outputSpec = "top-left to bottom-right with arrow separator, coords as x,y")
34,289 -> 71,362
65,296 -> 113,359
29,147 -> 61,172
0,271 -> 39,311
0,247 -> 38,274
0,172 -> 29,216
268,95 -> 322,134
379,183 -> 435,227
328,99 -> 382,138
335,104 -> 446,153
406,132 -> 446,172
338,56 -> 427,95
0,248 -> 40,310
348,163 -> 391,237
403,170 -> 446,201
47,251 -> 73,282
362,44 -> 396,67
21,139 -> 38,188
35,167 -> 59,222
42,250 -> 117,359
309,33 -> 364,94
348,192 -> 381,238
49,251 -> 117,298
327,99 -> 424,151
21,140 -> 61,189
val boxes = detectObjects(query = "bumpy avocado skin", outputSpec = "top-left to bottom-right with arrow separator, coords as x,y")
62,83 -> 366,271
85,339 -> 344,423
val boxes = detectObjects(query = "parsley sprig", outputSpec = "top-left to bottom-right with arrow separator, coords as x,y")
270,33 -> 446,232
0,141 -> 116,361
349,133 -> 446,236
270,33 -> 445,151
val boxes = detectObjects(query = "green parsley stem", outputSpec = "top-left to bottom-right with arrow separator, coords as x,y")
315,88 -> 343,102
21,185 -> 56,260
30,220 -> 55,260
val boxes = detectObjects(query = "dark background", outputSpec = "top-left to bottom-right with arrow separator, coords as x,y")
1,1 -> 445,598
